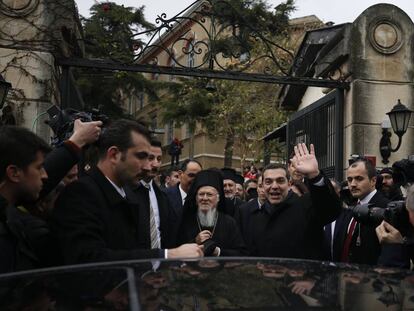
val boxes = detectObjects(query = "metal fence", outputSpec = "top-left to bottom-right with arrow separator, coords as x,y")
287,90 -> 344,180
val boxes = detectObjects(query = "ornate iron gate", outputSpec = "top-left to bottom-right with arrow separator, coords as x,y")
287,90 -> 344,180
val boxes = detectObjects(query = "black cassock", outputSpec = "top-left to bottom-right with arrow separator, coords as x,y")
178,212 -> 249,257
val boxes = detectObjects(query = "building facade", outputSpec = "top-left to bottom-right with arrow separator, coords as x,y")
276,4 -> 414,180
135,2 -> 323,171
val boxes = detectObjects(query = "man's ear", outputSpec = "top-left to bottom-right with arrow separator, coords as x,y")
107,146 -> 121,163
5,165 -> 21,183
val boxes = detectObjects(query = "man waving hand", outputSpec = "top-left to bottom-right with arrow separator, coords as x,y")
242,143 -> 341,260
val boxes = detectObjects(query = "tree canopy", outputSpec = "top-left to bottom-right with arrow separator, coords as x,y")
75,2 -> 158,118
158,0 -> 296,166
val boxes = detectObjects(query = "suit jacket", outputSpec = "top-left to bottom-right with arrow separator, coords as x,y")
237,199 -> 261,250
333,191 -> 390,265
131,181 -> 173,248
322,208 -> 348,261
165,184 -> 184,246
241,176 -> 341,260
51,167 -> 163,265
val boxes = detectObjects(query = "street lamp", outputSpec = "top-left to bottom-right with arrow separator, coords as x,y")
205,79 -> 217,92
0,74 -> 11,110
379,99 -> 413,164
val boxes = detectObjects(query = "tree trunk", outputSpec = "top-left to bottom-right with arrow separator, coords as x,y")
224,131 -> 234,167
188,122 -> 195,159
264,140 -> 271,166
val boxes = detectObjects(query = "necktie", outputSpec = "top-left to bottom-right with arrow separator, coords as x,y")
341,217 -> 357,262
144,183 -> 160,249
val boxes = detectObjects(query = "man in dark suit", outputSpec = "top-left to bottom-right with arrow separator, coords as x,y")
52,120 -> 203,265
132,139 -> 173,248
333,159 -> 390,265
238,174 -> 265,245
322,179 -> 345,261
242,143 -> 341,260
165,159 -> 202,245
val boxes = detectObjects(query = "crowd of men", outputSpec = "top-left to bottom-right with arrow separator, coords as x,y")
0,118 -> 413,275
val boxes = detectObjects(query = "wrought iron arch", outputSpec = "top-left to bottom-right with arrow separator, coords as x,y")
58,0 -> 349,89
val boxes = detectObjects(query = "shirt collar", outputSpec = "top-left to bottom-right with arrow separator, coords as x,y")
179,184 -> 187,200
141,179 -> 153,190
257,198 -> 263,209
106,177 -> 126,198
359,189 -> 377,205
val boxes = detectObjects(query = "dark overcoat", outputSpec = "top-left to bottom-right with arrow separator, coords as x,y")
239,177 -> 341,260
51,167 -> 163,265
333,191 -> 390,265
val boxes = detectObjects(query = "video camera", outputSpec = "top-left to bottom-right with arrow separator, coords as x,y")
392,156 -> 414,186
350,201 -> 412,236
45,105 -> 109,146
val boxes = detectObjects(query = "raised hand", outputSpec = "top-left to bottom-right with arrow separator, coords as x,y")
290,143 -> 320,179
70,119 -> 103,148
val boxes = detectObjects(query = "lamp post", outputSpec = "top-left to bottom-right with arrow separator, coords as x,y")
379,99 -> 412,164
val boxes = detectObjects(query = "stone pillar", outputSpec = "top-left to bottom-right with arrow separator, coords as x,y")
0,0 -> 83,141
345,3 -> 414,167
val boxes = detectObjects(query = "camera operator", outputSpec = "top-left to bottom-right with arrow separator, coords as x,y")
333,159 -> 390,265
3,119 -> 103,271
40,118 -> 103,198
375,185 -> 414,269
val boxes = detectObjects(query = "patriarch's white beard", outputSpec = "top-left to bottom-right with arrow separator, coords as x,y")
198,208 -> 217,228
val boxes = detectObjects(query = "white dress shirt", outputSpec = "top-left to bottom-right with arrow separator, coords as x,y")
179,184 -> 187,206
106,177 -> 126,198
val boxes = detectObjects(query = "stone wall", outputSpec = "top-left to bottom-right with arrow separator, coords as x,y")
347,3 -> 414,167
0,0 -> 83,140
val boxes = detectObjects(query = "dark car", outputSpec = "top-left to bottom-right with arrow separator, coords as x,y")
0,258 -> 413,310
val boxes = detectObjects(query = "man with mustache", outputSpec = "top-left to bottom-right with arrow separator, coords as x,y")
242,143 -> 341,260
333,159 -> 390,265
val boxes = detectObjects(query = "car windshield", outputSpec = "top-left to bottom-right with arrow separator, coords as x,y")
0,257 -> 412,310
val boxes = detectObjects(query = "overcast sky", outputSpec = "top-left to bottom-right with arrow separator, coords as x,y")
76,0 -> 414,25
